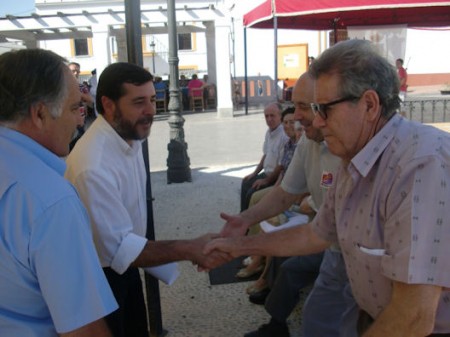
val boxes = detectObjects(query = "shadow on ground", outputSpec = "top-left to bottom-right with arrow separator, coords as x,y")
147,164 -> 306,337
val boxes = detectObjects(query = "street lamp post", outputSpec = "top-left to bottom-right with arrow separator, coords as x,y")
150,39 -> 156,74
166,0 -> 191,183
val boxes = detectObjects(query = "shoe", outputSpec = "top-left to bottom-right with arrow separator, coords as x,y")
246,282 -> 268,295
248,288 -> 271,305
235,264 -> 264,278
243,318 -> 290,337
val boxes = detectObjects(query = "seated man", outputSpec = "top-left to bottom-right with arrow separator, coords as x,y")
153,76 -> 167,99
240,102 -> 287,212
237,107 -> 301,279
179,74 -> 190,110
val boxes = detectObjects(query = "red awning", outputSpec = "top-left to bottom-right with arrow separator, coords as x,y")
243,0 -> 450,30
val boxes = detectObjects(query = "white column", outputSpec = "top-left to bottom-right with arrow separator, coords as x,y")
204,21 -> 217,85
91,24 -> 111,78
214,18 -> 234,118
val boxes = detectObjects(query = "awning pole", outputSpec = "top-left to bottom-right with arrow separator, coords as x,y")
274,15 -> 278,101
244,27 -> 248,115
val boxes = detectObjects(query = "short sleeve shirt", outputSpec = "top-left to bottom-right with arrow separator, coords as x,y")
263,124 -> 288,175
312,115 -> 450,332
0,126 -> 117,336
282,135 -> 341,209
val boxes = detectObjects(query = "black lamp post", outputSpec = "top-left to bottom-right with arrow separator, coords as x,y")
166,0 -> 191,183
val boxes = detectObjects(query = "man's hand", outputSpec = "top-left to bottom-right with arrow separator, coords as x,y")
188,233 -> 232,271
251,178 -> 267,190
242,172 -> 256,181
219,212 -> 249,237
203,236 -> 244,258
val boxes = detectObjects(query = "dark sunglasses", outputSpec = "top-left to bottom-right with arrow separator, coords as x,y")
310,96 -> 360,120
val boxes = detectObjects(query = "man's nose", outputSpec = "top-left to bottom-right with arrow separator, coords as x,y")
146,101 -> 157,116
312,113 -> 326,129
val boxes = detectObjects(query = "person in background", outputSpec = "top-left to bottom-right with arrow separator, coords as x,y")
0,49 -> 117,337
88,68 -> 98,116
202,74 -> 217,109
68,62 -> 94,117
396,58 -> 408,116
68,62 -> 95,149
179,74 -> 189,87
65,62 -> 226,337
187,74 -> 205,110
240,102 -> 287,212
207,39 -> 450,337
237,107 -> 301,280
187,74 -> 204,97
179,74 -> 190,110
153,75 -> 167,100
396,58 -> 408,101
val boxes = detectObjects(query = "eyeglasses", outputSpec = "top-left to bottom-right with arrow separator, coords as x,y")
310,96 -> 360,120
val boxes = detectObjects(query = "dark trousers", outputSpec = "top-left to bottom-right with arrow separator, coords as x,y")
103,267 -> 149,337
240,173 -> 268,212
357,310 -> 450,336
264,254 -> 323,323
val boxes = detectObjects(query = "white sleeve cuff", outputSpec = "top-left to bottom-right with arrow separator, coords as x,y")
110,233 -> 147,274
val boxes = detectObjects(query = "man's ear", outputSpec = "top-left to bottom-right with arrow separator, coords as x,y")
101,96 -> 116,121
362,89 -> 381,122
29,102 -> 48,129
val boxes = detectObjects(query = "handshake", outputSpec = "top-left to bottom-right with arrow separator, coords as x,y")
187,212 -> 253,271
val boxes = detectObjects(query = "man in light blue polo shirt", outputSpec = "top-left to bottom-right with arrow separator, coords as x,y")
0,49 -> 117,337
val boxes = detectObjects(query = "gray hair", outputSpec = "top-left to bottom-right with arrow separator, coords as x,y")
309,39 -> 400,119
0,49 -> 68,123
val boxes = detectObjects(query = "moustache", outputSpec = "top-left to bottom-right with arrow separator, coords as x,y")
137,116 -> 153,125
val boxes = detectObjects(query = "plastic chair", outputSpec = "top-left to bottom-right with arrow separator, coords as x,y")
190,87 -> 204,111
155,89 -> 167,113
205,84 -> 217,109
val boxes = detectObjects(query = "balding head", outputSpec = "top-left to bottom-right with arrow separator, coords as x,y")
291,72 -> 323,142
264,102 -> 282,131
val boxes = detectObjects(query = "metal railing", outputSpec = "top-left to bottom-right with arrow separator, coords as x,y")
403,98 -> 450,123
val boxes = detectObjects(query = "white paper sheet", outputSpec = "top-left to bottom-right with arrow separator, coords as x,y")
260,213 -> 309,233
144,262 -> 180,285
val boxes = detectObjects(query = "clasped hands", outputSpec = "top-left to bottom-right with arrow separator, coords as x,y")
191,212 -> 248,272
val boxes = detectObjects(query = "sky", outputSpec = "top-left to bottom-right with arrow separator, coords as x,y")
0,0 -> 35,17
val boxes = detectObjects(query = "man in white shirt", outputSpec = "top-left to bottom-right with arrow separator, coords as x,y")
241,102 -> 287,211
65,62 -> 224,337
